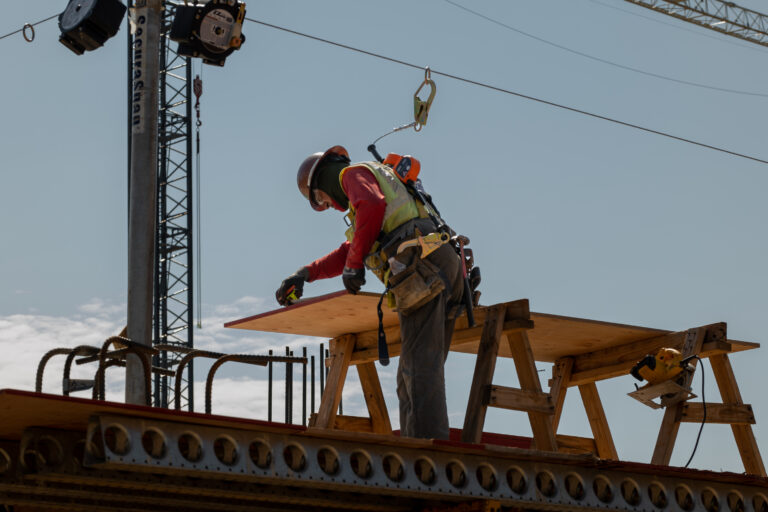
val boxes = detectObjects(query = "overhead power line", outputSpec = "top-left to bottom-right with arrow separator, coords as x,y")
0,14 -> 58,42
2,11 -> 764,166
245,17 -> 768,167
441,0 -> 768,98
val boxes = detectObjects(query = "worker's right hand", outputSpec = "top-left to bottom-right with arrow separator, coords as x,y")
276,267 -> 310,306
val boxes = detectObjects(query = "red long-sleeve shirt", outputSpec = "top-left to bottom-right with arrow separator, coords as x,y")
305,166 -> 386,281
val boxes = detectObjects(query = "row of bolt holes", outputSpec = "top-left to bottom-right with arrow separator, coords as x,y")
101,426 -> 768,512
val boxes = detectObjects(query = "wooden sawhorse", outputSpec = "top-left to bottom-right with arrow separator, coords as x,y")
308,300 -> 539,439
227,292 -> 764,475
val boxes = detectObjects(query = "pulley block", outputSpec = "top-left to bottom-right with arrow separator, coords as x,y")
58,0 -> 127,55
170,0 -> 246,67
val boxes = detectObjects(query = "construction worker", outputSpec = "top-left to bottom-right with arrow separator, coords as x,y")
276,145 -> 464,440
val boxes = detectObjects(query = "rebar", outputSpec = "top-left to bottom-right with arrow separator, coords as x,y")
36,348 -> 77,393
268,349 -> 273,422
205,353 -> 306,415
311,354 -> 316,415
173,349 -> 227,410
302,347 -> 307,426
62,346 -> 101,395
285,346 -> 291,423
97,336 -> 157,406
319,343 -> 325,397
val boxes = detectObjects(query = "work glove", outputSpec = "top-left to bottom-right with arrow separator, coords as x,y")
342,266 -> 365,295
276,267 -> 310,306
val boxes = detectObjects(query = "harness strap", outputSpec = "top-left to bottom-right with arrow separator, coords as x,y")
376,286 -> 390,366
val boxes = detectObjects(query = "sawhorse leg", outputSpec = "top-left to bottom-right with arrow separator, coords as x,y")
709,353 -> 766,476
461,304 -> 557,452
462,305 -> 506,443
507,330 -> 557,451
578,382 -> 618,460
310,334 -> 392,434
311,335 -> 355,429
357,361 -> 392,434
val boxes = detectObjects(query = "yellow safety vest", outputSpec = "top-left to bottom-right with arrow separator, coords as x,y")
339,161 -> 428,282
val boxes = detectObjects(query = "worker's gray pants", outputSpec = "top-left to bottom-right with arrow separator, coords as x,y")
396,243 -> 464,439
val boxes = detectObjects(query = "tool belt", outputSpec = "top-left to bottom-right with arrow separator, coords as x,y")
386,246 -> 446,315
362,218 -> 447,315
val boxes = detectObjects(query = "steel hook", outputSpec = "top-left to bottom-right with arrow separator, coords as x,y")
413,66 -> 436,129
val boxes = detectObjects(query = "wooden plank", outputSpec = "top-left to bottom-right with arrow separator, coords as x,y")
578,383 -> 618,460
709,353 -> 766,476
311,335 -> 355,430
461,305 -> 506,444
550,358 -> 573,433
348,319 -> 740,371
348,318 -> 534,366
309,413 -> 374,432
333,415 -> 374,433
651,327 -> 705,466
506,330 -> 557,452
352,306 -> 532,353
452,298 -> 530,331
487,385 -> 554,415
568,339 -> 734,386
567,323 -> 727,385
556,434 -> 598,455
356,362 -> 392,435
681,403 -> 755,425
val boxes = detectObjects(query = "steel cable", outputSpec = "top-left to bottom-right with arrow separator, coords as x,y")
0,14 -> 58,42
442,0 -> 768,98
245,17 -> 768,167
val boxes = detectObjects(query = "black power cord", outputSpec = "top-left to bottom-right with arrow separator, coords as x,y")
684,355 -> 706,468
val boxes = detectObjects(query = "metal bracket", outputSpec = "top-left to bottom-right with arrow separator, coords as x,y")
628,379 -> 696,409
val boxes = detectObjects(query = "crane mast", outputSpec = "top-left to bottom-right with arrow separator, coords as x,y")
153,1 -> 195,410
127,0 -> 195,410
624,0 -> 768,46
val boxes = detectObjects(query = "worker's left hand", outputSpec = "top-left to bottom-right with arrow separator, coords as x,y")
342,266 -> 365,294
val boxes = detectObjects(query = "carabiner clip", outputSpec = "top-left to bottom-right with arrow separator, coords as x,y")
413,67 -> 436,132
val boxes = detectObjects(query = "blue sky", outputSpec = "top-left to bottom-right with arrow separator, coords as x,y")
2,0 -> 768,473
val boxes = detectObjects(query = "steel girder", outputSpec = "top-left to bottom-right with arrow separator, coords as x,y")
3,415 -> 765,512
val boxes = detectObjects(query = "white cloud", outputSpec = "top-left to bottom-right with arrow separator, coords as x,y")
0,297 -> 387,425
0,312 -> 123,393
77,297 -> 125,318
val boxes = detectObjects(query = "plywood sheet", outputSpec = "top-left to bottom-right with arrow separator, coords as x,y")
225,291 -> 399,339
475,312 -> 670,361
225,291 -> 758,362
